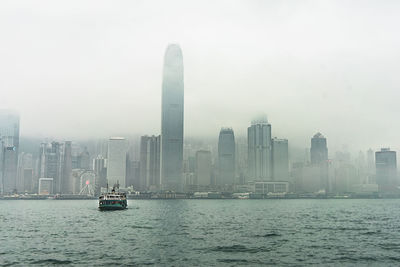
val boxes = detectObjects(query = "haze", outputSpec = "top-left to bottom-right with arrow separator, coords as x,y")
1,0 -> 399,152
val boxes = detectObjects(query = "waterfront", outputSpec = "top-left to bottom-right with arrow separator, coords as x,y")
1,199 -> 400,266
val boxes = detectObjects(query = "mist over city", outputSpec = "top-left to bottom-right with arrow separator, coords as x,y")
1,1 -> 400,266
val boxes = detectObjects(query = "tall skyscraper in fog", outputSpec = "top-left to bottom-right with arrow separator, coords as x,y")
0,110 -> 20,194
375,148 -> 397,193
195,150 -> 212,186
272,138 -> 289,181
248,116 -> 272,181
310,132 -> 329,192
62,141 -> 72,194
161,44 -> 184,192
107,137 -> 127,188
140,135 -> 161,191
218,128 -> 235,185
310,132 -> 328,165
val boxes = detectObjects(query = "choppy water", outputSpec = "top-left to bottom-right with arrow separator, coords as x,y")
1,199 -> 400,266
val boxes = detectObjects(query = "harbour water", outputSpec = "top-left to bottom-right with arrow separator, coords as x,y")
1,199 -> 400,266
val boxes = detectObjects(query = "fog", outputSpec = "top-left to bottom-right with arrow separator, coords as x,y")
1,0 -> 399,153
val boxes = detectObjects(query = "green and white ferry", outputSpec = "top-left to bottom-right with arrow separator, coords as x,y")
98,187 -> 127,210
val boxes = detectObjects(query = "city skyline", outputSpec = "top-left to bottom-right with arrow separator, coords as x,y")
1,1 -> 400,153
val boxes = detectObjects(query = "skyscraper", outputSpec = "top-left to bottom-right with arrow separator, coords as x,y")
107,137 -> 127,188
161,44 -> 184,192
0,110 -> 20,194
62,141 -> 72,194
310,132 -> 328,165
218,128 -> 235,185
271,138 -> 289,181
375,148 -> 397,192
247,116 -> 272,181
139,135 -> 161,191
310,132 -> 329,192
0,110 -> 20,148
195,150 -> 212,186
93,155 -> 107,191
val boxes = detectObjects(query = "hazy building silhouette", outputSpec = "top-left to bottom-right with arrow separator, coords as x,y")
126,159 -> 140,190
139,135 -> 161,191
218,128 -> 235,185
62,141 -> 72,194
38,178 -> 53,195
195,150 -> 212,186
247,116 -> 272,181
161,44 -> 184,192
375,148 -> 397,193
79,147 -> 91,170
0,110 -> 20,194
17,152 -> 33,192
106,137 -> 127,188
2,146 -> 18,194
45,142 -> 63,194
93,155 -> 107,192
310,132 -> 328,165
271,138 -> 289,181
310,132 -> 329,192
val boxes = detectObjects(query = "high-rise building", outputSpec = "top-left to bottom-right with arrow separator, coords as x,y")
45,142 -> 63,194
161,44 -> 184,192
17,152 -> 33,192
79,147 -> 91,170
126,159 -> 140,190
139,135 -> 161,191
375,148 -> 397,193
195,150 -> 212,186
93,155 -> 107,191
106,137 -> 127,188
0,110 -> 20,194
271,138 -> 289,181
23,169 -> 33,193
247,116 -> 272,181
0,110 -> 20,148
310,132 -> 329,192
310,133 -> 328,165
218,128 -> 235,185
1,146 -> 18,194
62,141 -> 72,194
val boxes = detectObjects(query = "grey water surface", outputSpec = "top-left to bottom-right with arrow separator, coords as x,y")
1,199 -> 400,266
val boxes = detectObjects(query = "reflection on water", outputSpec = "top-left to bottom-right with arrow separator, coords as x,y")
1,199 -> 400,265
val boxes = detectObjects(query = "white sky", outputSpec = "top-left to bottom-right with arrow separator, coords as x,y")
1,0 -> 399,153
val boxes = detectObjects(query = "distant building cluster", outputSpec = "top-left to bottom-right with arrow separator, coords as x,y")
1,45 -> 399,197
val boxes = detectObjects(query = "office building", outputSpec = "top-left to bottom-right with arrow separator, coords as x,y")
195,150 -> 212,186
139,135 -> 161,191
38,178 -> 53,195
375,148 -> 397,193
271,138 -> 289,181
310,132 -> 328,165
218,128 -> 235,185
107,137 -> 127,188
0,110 -> 20,194
247,116 -> 272,181
161,44 -> 184,192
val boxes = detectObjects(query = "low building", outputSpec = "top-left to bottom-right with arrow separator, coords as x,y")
38,178 -> 53,195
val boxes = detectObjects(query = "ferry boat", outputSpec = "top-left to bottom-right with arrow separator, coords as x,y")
98,187 -> 127,210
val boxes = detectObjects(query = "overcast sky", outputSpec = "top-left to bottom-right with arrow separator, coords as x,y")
1,0 -> 399,153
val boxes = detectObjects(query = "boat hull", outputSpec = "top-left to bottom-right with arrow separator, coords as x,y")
98,205 -> 126,211
98,200 -> 127,210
